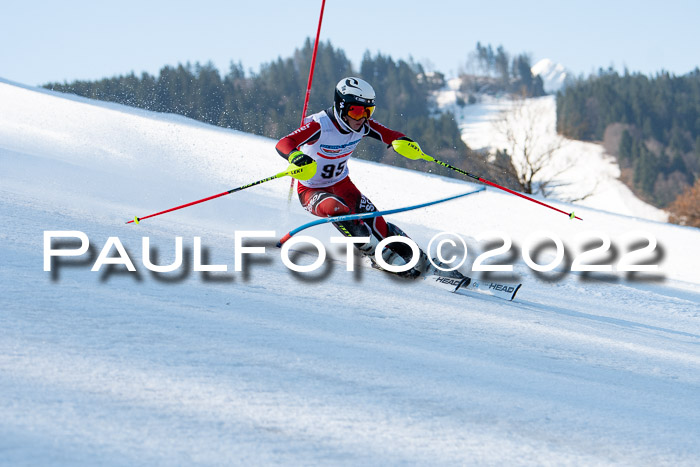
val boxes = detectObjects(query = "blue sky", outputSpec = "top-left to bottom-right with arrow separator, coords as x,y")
2,0 -> 698,86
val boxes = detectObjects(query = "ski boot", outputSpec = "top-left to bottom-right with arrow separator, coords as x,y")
368,223 -> 431,279
333,219 -> 379,255
380,224 -> 469,280
423,258 -> 469,280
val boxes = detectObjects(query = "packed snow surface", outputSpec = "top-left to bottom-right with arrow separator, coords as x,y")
2,78 -> 700,465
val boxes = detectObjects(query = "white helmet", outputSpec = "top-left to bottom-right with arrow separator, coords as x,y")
333,77 -> 376,132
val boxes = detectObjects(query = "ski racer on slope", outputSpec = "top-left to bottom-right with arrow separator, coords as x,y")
275,77 -> 431,278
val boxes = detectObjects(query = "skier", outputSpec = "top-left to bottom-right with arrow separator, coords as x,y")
276,77 -> 430,278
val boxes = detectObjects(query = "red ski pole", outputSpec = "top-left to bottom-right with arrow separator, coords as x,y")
126,162 -> 317,224
392,139 -> 583,221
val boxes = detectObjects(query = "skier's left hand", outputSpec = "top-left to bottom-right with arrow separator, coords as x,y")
388,136 -> 414,149
392,137 -> 430,161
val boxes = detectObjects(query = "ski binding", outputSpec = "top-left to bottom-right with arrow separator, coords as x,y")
424,274 -> 521,301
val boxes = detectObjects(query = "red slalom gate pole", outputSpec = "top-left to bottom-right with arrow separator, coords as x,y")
288,0 -> 326,202
300,0 -> 326,126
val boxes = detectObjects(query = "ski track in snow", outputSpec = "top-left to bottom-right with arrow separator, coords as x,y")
2,78 -> 700,465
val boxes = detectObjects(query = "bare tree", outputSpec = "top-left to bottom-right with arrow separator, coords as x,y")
491,96 -> 597,201
668,178 -> 700,228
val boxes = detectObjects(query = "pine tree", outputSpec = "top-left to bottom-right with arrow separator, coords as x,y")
42,39 -> 472,186
557,69 -> 699,207
619,130 -> 634,162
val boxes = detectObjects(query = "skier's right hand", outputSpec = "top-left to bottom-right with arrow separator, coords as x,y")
288,150 -> 314,167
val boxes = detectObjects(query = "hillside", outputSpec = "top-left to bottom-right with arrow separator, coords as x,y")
2,78 -> 700,465
434,79 -> 668,222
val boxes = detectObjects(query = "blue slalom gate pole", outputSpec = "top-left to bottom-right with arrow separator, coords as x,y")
277,187 -> 485,246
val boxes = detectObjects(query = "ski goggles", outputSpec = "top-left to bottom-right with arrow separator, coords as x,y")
346,104 -> 375,121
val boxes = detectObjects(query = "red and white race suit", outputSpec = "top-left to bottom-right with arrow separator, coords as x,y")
276,108 -> 406,239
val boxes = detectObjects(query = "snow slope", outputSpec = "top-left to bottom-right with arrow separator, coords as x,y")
2,78 -> 700,465
436,82 -> 667,222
